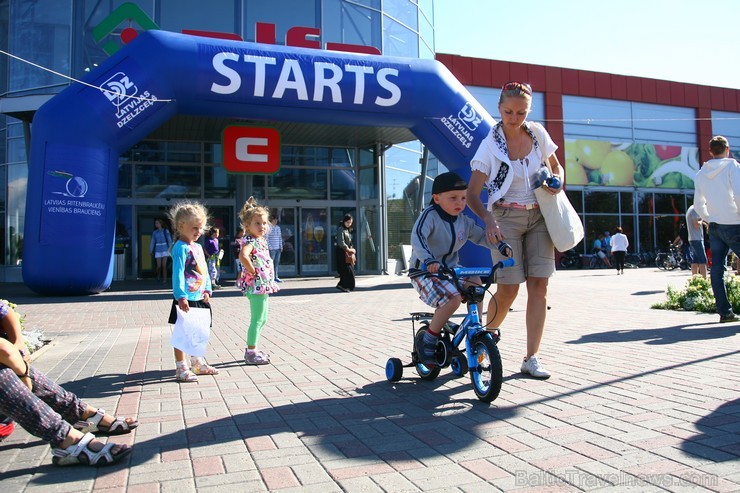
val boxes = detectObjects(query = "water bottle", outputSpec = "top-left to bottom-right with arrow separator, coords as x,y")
546,175 -> 561,189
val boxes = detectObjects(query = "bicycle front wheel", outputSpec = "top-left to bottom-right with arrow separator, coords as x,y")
470,336 -> 503,402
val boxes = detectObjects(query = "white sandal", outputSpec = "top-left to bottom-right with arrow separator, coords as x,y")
52,432 -> 131,467
73,408 -> 139,436
175,369 -> 199,382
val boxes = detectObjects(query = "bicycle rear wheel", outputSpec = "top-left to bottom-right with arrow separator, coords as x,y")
414,328 -> 441,380
469,335 -> 502,402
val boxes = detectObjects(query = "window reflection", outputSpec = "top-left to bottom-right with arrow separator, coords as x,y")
204,166 -> 235,198
331,169 -> 356,200
268,168 -> 327,199
584,191 -> 618,214
135,165 -> 201,198
383,18 -> 418,57
321,0 -> 381,51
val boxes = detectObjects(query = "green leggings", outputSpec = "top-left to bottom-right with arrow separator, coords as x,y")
246,293 -> 269,347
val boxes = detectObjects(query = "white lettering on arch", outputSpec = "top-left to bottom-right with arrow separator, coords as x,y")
345,65 -> 373,105
211,52 -> 241,94
376,68 -> 401,107
272,59 -> 308,101
313,62 -> 343,103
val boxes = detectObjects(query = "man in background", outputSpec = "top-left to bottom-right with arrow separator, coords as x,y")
693,136 -> 740,322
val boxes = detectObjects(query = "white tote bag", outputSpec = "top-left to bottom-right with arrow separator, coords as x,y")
530,124 -> 585,252
170,306 -> 211,357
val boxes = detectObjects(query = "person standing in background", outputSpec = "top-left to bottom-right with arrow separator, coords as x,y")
232,227 -> 244,278
267,216 -> 284,283
204,227 -> 222,289
150,219 -> 172,284
685,205 -> 707,278
610,227 -> 629,275
335,214 -> 356,293
693,135 -> 740,323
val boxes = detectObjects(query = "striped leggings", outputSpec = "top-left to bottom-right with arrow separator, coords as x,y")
0,365 -> 86,448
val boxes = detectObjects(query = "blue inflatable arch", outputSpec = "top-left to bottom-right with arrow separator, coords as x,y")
24,30 -> 495,295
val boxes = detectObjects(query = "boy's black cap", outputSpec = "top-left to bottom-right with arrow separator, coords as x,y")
432,172 -> 468,195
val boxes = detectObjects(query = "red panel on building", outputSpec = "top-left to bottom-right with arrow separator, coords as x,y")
669,82 -> 685,106
655,80 -> 671,105
594,73 -> 611,98
470,58 -> 491,86
611,75 -> 627,100
641,79 -> 657,103
561,69 -> 579,95
489,60 -> 511,87
509,63 -> 529,87
527,64 -> 546,92
697,87 -> 711,108
222,126 -> 281,174
710,87 -> 725,108
544,67 -> 562,94
453,56 -> 473,85
723,88 -> 738,112
626,77 -> 642,101
684,85 -> 699,107
578,71 -> 596,97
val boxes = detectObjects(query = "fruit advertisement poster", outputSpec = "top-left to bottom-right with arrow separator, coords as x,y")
565,139 -> 699,189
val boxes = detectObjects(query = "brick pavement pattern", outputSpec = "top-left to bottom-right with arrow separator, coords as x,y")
0,268 -> 738,492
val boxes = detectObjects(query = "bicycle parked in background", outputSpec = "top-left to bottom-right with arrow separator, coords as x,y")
656,242 -> 684,270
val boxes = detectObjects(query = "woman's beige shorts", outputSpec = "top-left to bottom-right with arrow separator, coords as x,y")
490,206 -> 555,284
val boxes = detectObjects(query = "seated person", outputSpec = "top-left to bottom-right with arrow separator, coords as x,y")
408,172 -> 511,365
592,234 -> 611,267
0,301 -> 138,466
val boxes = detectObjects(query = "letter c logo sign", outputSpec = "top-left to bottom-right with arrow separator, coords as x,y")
222,126 -> 281,174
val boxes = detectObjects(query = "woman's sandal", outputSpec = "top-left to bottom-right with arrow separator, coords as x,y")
52,432 -> 132,467
175,368 -> 199,382
191,362 -> 219,375
73,408 -> 139,436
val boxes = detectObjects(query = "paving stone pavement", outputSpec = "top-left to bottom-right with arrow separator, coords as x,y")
0,267 -> 738,492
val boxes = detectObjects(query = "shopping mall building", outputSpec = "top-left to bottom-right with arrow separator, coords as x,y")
1,1 -> 739,293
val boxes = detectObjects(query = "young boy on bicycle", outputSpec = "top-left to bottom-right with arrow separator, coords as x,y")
409,172 -> 511,366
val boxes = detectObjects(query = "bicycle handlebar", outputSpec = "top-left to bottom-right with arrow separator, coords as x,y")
451,257 -> 515,278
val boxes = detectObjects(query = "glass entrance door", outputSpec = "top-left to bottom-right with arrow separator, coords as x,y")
300,208 -> 329,274
270,206 -> 330,277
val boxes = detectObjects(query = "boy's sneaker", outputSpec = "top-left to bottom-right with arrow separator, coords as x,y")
719,312 -> 739,323
414,332 -> 438,366
520,355 -> 551,379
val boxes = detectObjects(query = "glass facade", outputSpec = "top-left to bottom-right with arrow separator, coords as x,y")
562,96 -> 700,256
0,0 -> 433,280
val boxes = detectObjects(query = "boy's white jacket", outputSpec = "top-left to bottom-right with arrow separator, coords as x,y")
408,204 -> 493,278
694,157 -> 740,224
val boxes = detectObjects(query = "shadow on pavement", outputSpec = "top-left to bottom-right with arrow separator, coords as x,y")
565,323 -> 740,345
680,397 -> 740,462
11,379 -> 521,485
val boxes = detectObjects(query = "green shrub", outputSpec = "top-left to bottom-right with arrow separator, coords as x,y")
652,275 -> 740,313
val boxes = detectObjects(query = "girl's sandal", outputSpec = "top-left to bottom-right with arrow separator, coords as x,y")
73,409 -> 139,436
52,432 -> 132,467
175,369 -> 199,382
191,362 -> 219,375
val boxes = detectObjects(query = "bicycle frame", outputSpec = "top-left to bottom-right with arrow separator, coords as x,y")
448,262 -> 514,372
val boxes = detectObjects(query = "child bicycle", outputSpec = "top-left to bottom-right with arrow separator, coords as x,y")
385,258 -> 515,403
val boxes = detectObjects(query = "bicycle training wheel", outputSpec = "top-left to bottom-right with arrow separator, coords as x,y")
469,336 -> 502,402
414,328 -> 441,381
385,358 -> 403,382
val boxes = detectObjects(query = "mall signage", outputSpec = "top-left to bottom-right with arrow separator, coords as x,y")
222,126 -> 281,174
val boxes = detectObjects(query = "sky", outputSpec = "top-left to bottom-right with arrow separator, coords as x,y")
434,0 -> 740,91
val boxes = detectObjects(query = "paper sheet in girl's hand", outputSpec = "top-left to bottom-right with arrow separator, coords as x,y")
170,306 -> 211,356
